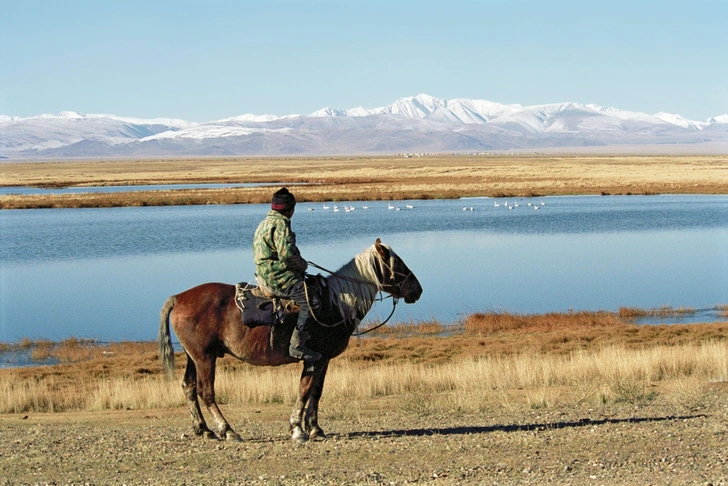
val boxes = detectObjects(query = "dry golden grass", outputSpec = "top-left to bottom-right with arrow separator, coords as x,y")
2,155 -> 727,209
618,305 -> 696,319
2,342 -> 726,414
2,311 -> 727,414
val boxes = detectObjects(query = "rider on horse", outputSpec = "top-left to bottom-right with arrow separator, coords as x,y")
253,188 -> 321,362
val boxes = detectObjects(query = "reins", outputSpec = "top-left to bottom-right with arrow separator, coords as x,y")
304,259 -> 401,334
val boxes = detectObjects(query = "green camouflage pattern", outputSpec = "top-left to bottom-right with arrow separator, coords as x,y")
253,210 -> 308,294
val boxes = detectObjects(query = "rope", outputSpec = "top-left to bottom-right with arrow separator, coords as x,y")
303,279 -> 353,329
304,259 -> 400,332
307,261 -> 380,288
352,297 -> 399,336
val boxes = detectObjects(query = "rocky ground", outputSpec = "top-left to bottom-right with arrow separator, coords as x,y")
2,396 -> 727,485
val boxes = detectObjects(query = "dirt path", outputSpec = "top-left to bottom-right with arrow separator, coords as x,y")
2,400 -> 727,485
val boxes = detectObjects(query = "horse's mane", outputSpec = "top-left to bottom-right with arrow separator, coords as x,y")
325,244 -> 383,320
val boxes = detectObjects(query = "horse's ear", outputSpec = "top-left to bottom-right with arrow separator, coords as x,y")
375,238 -> 388,259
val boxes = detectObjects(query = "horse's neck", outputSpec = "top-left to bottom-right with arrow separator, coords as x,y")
327,251 -> 379,319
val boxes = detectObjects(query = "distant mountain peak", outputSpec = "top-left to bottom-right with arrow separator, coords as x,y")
2,95 -> 726,159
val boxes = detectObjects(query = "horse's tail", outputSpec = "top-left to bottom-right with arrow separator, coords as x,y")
158,295 -> 177,379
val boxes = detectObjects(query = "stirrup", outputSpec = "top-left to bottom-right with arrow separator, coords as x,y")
289,345 -> 321,362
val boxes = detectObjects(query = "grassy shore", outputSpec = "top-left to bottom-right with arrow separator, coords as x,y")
2,154 -> 727,209
2,310 -> 726,415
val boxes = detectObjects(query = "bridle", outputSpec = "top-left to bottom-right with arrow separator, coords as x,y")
375,251 -> 415,298
304,248 -> 413,334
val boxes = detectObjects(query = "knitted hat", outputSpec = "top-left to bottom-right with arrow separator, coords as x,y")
271,187 -> 296,211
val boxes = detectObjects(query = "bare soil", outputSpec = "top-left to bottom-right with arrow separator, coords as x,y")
2,395 -> 727,485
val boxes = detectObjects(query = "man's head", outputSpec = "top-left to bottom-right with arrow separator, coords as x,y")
271,187 -> 296,216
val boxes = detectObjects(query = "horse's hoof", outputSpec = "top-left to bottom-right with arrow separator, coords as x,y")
226,431 -> 243,442
203,430 -> 219,440
308,427 -> 326,440
291,428 -> 308,443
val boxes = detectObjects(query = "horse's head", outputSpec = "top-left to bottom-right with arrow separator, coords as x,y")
373,238 -> 423,304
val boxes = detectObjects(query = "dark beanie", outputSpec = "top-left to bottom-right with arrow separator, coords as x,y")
271,187 -> 296,211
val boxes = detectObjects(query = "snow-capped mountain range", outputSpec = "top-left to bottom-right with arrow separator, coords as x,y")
2,94 -> 727,159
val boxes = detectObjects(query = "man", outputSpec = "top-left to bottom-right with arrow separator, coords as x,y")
253,188 -> 321,361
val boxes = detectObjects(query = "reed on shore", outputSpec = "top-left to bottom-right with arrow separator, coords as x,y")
2,309 -> 726,415
2,155 -> 727,209
1,342 -> 725,415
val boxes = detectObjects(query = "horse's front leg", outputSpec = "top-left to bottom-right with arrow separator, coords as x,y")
304,360 -> 329,439
290,360 -> 328,443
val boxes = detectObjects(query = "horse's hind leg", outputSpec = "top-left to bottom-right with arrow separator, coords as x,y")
182,353 -> 216,439
196,355 -> 242,442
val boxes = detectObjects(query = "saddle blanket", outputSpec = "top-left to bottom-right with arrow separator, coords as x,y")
234,282 -> 290,328
234,275 -> 330,329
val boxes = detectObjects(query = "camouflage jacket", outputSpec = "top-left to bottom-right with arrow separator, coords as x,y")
253,210 -> 308,294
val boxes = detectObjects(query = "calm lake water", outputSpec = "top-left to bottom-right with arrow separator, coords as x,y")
1,195 -> 727,345
0,182 -> 287,196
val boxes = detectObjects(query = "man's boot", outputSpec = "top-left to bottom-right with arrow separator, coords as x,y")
289,328 -> 322,361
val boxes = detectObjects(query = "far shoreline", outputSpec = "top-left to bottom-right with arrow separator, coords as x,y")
1,154 -> 727,209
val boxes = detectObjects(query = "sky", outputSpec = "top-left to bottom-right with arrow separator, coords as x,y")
1,0 -> 726,123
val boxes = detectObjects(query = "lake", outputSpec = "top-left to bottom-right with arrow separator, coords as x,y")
0,182 -> 292,196
1,195 -> 727,345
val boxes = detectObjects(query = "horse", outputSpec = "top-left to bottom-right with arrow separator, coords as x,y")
158,238 -> 422,443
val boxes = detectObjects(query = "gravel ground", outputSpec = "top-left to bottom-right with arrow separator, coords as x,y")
1,399 -> 728,485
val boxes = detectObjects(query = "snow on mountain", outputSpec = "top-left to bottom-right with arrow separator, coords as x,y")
310,107 -> 348,117
708,115 -> 728,124
2,95 -> 727,159
654,112 -> 707,130
218,113 -> 292,123
0,111 -> 191,153
144,124 -> 290,141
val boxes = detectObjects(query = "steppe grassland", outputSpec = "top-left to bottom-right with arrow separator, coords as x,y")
2,315 -> 727,415
1,155 -> 727,208
2,342 -> 726,416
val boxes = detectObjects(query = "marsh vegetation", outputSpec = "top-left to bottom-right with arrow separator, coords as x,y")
2,309 -> 726,415
2,155 -> 727,209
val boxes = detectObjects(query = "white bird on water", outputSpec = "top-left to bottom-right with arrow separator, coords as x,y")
406,204 -> 414,209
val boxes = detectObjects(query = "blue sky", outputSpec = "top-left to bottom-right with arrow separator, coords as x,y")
1,0 -> 726,122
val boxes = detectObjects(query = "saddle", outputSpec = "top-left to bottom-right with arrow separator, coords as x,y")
234,274 -> 330,330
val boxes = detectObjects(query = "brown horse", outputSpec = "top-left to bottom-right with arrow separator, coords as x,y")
158,238 -> 422,442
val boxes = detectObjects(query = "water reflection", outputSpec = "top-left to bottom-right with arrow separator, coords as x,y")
1,195 -> 727,343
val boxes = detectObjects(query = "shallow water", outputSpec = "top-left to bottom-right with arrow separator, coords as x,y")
1,195 -> 727,343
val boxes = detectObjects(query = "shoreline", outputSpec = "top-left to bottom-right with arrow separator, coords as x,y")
3,307 -> 727,363
2,154 -> 727,209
